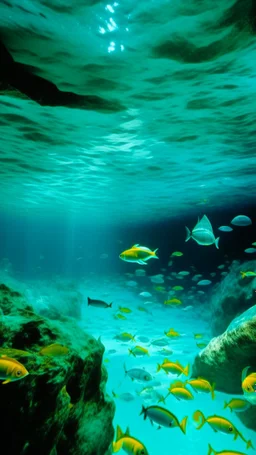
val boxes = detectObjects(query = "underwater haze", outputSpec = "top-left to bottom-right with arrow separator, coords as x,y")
0,0 -> 256,455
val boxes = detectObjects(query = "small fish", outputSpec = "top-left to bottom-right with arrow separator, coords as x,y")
218,265 -> 225,270
0,355 -> 29,384
231,215 -> 252,227
244,248 -> 256,254
208,444 -> 248,455
171,251 -> 183,257
150,274 -> 164,284
88,297 -> 112,308
124,364 -> 152,382
114,313 -> 127,320
197,280 -> 212,286
193,410 -> 248,445
240,271 -> 256,279
154,285 -> 166,292
118,306 -> 132,313
114,333 -> 136,342
151,338 -> 169,347
140,405 -> 188,433
178,271 -> 190,276
241,366 -> 256,404
39,343 -> 69,357
157,359 -> 189,376
196,342 -> 207,349
218,226 -> 233,232
194,334 -> 204,339
139,291 -> 152,298
112,425 -> 149,454
186,215 -> 219,248
252,242 -> 256,246
112,390 -> 135,402
166,380 -> 194,401
186,378 -> 215,399
164,298 -> 182,306
119,244 -> 159,265
165,328 -> 180,337
172,286 -> 184,291
137,306 -> 152,314
158,348 -> 173,356
104,358 -> 110,363
224,398 -> 251,413
100,253 -> 108,259
128,346 -> 149,357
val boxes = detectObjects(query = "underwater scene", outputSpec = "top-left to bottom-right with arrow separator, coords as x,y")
1,0 -> 256,454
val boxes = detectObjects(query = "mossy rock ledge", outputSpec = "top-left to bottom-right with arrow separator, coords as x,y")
0,283 -> 115,455
192,305 -> 256,432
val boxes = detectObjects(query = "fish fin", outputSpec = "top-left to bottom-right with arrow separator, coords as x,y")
211,383 -> 215,400
125,427 -> 130,436
156,364 -> 161,373
215,237 -> 220,249
87,297 -> 91,305
108,303 -> 113,308
123,363 -> 127,375
170,380 -> 185,390
223,401 -> 228,409
112,390 -> 117,398
208,444 -> 216,455
128,349 -> 135,357
193,410 -> 206,429
140,405 -> 147,420
198,215 -> 213,232
179,416 -> 188,434
150,419 -> 154,426
185,227 -> 191,242
157,426 -> 161,430
163,358 -> 171,364
247,439 -> 254,450
242,366 -> 251,382
116,425 -> 124,442
132,244 -> 139,248
183,364 -> 190,377
138,260 -> 147,265
240,271 -> 246,279
2,379 -> 10,384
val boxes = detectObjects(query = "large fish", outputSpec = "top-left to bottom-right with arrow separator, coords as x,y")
112,425 -> 149,454
87,297 -> 112,308
140,405 -> 188,433
185,215 -> 219,248
119,244 -> 159,265
0,355 -> 29,384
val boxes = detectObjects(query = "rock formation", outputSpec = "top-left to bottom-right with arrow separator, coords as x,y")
0,283 -> 115,455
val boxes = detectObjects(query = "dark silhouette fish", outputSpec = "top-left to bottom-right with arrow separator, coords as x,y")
87,297 -> 112,308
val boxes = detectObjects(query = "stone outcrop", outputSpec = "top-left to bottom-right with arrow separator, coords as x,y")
192,304 -> 256,431
209,260 -> 256,334
0,283 -> 115,455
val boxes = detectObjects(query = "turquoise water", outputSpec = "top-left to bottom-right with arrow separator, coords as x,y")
1,0 -> 256,453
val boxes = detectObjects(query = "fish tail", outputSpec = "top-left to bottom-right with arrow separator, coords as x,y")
193,410 -> 206,429
123,363 -> 127,375
139,405 -> 147,420
215,237 -> 220,249
211,383 -> 215,400
208,444 -> 216,455
128,349 -> 135,357
185,227 -> 191,242
87,297 -> 91,305
156,363 -> 161,373
157,394 -> 167,405
109,302 -> 113,308
247,439 -> 254,450
223,400 -> 228,409
132,336 -> 136,342
179,416 -> 188,434
112,390 -> 118,398
240,271 -> 246,279
183,364 -> 190,377
153,248 -> 159,258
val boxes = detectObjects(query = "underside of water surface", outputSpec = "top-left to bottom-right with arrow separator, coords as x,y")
0,0 -> 256,454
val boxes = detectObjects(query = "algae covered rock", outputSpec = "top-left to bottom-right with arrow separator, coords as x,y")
0,284 -> 115,455
192,305 -> 256,432
209,260 -> 256,334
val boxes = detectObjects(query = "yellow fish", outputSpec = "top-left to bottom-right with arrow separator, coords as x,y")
154,286 -> 166,292
166,380 -> 194,401
39,343 -> 69,357
194,333 -> 204,339
186,377 -> 215,399
208,444 -> 248,455
115,332 -> 136,342
165,328 -> 180,337
118,307 -> 132,314
164,298 -> 182,306
241,366 -> 256,404
196,342 -> 207,349
112,425 -> 149,454
114,313 -> 127,320
0,355 -> 29,384
129,346 -> 149,357
157,359 -> 189,376
224,398 -> 251,413
119,244 -> 159,265
193,410 -> 250,447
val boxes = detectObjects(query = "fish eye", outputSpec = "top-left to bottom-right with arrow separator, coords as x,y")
229,426 -> 233,432
16,370 -> 22,376
247,386 -> 251,391
141,451 -> 145,455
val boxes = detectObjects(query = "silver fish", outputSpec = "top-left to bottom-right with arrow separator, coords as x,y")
87,297 -> 112,308
124,364 -> 152,382
185,215 -> 219,248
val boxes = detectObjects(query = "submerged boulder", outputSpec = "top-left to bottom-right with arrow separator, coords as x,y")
209,260 -> 256,334
192,305 -> 256,431
0,283 -> 115,455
